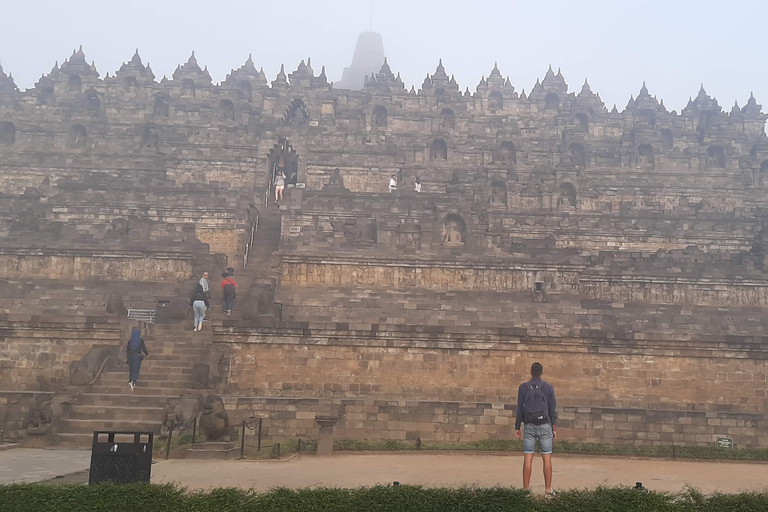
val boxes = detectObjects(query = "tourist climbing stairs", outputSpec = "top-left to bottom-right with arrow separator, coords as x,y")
54,324 -> 214,448
207,205 -> 283,321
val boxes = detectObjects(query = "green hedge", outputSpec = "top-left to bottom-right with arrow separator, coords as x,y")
2,484 -> 768,512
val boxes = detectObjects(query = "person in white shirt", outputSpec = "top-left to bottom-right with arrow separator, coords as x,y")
275,171 -> 285,202
199,272 -> 210,298
389,175 -> 397,193
414,176 -> 422,193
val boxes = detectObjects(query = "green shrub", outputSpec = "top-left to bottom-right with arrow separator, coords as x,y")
2,484 -> 768,512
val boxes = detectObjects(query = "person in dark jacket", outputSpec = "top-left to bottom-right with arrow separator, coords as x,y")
126,327 -> 148,391
220,272 -> 237,315
515,362 -> 558,496
190,283 -> 210,331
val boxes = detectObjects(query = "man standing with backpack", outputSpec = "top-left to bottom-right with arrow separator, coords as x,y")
515,362 -> 557,496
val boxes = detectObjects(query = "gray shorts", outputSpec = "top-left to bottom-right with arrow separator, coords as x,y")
523,423 -> 553,454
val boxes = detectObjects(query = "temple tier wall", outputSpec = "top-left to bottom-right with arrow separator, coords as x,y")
215,327 -> 768,447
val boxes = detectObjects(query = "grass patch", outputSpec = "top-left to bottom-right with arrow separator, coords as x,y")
1,484 -> 768,511
323,438 -> 768,461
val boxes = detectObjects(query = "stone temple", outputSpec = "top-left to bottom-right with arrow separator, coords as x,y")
1,43 -> 768,450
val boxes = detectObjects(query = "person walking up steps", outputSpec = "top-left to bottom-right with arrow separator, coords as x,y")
199,271 -> 210,298
126,327 -> 148,391
220,271 -> 237,315
190,283 -> 210,331
515,362 -> 558,496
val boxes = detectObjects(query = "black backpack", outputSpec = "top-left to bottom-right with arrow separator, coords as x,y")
522,383 -> 550,425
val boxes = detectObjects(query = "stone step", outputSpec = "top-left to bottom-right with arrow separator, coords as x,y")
69,405 -> 164,421
97,375 -> 193,387
186,442 -> 239,460
87,385 -> 193,396
102,369 -> 193,378
59,418 -> 162,435
77,393 -> 181,407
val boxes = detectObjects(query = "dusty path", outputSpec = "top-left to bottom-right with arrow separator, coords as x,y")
151,453 -> 768,495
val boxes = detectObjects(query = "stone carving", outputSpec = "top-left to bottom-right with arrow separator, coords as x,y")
191,352 -> 228,389
323,168 -> 347,192
557,183 -> 577,207
199,395 -> 231,442
396,219 -> 422,251
442,215 -> 466,247
105,294 -> 127,315
489,181 -> 507,205
160,393 -> 201,436
26,394 -> 76,438
243,283 -> 280,325
69,345 -> 118,386
352,218 -> 377,245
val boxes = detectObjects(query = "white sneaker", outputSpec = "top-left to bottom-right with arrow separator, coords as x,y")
129,382 -> 135,391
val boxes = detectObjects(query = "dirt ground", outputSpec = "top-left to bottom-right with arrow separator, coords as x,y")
150,453 -> 768,495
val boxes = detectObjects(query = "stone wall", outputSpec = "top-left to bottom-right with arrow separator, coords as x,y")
214,325 -> 768,447
220,327 -> 768,410
0,316 -> 124,391
223,397 -> 768,448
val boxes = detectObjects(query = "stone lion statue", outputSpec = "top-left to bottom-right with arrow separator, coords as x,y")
198,395 -> 231,442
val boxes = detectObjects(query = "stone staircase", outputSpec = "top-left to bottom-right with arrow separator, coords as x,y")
54,324 -> 214,448
208,205 -> 283,320
52,206 -> 284,448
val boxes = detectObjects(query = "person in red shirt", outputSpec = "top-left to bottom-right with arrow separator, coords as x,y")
220,272 -> 237,315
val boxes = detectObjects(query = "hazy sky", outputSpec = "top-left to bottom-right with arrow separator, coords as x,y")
1,0 -> 766,112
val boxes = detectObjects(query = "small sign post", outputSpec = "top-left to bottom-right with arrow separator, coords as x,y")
717,437 -> 733,449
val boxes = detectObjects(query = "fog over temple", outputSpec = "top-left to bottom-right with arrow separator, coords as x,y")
335,31 -> 386,90
1,41 -> 768,451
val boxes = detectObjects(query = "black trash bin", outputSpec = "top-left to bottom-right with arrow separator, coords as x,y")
89,431 -> 154,484
155,299 -> 171,324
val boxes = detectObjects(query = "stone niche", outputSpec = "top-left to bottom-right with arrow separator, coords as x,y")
441,214 -> 466,247
396,219 -> 422,251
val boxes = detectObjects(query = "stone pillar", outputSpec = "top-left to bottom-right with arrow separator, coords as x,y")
315,416 -> 339,457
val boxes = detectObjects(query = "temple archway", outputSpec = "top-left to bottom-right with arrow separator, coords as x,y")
494,141 -> 517,165
661,129 -> 674,150
439,108 -> 455,130
38,87 -> 54,105
219,99 -> 235,121
267,139 -> 299,203
181,79 -> 196,98
761,161 -> 768,185
489,180 -> 508,206
544,93 -> 560,111
575,113 -> 589,131
637,144 -> 655,166
237,80 -> 252,101
68,74 -> 82,93
140,126 -> 159,149
153,94 -> 170,117
568,143 -> 586,168
489,91 -> 504,111
284,98 -> 309,125
638,109 -> 656,128
430,138 -> 448,160
707,146 -> 725,168
372,105 -> 388,127
557,182 -> 577,207
69,124 -> 87,147
0,121 -> 16,145
124,76 -> 139,92
85,89 -> 100,113
442,214 -> 466,247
